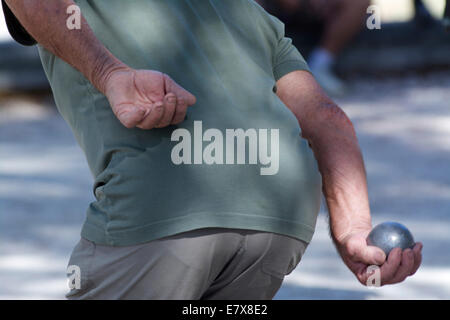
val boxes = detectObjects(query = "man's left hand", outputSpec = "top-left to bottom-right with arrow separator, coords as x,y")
335,230 -> 423,286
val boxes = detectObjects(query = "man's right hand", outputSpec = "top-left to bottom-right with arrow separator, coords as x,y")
104,68 -> 196,129
5,1 -> 195,130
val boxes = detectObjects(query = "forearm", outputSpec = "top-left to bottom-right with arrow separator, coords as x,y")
277,72 -> 422,282
5,0 -> 127,93
276,71 -> 372,242
307,103 -> 372,242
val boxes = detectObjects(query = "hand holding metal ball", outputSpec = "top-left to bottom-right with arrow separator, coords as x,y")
366,222 -> 415,256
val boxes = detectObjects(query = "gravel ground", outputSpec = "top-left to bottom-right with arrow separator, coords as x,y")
1,71 -> 450,299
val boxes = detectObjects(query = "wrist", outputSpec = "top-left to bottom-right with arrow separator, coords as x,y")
90,51 -> 130,95
330,218 -> 372,245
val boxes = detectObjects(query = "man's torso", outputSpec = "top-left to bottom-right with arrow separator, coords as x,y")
37,0 -> 322,246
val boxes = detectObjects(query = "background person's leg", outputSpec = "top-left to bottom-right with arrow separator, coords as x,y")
308,0 -> 370,96
201,232 -> 308,300
314,0 -> 370,56
414,0 -> 435,25
445,0 -> 450,30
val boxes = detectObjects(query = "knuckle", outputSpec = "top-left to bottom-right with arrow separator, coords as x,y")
166,94 -> 176,103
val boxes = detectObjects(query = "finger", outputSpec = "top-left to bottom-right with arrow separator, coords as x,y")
181,89 -> 196,106
137,101 -> 165,129
354,262 -> 375,286
410,242 -> 423,276
155,93 -> 177,128
116,105 -> 146,128
386,249 -> 415,284
346,237 -> 386,265
379,247 -> 402,285
165,76 -> 196,106
171,97 -> 188,125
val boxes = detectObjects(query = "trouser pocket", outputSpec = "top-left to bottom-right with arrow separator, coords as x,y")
261,233 -> 308,279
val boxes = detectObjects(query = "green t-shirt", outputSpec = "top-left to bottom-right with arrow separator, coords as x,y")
38,0 -> 322,246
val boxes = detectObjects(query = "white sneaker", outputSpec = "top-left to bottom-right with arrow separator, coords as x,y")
310,66 -> 348,97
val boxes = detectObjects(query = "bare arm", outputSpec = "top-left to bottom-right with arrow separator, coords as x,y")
5,0 -> 196,128
5,0 -> 124,94
277,71 -> 371,241
276,70 -> 422,286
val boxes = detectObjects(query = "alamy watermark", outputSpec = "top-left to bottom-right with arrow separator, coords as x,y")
66,4 -> 81,30
367,5 -> 382,30
67,265 -> 81,290
366,265 -> 381,287
170,121 -> 280,176
66,4 -> 383,31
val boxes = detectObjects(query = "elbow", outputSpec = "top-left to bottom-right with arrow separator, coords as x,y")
303,102 -> 357,142
318,102 -> 356,134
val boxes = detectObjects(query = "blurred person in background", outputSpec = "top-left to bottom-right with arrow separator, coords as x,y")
257,0 -> 370,96
414,0 -> 437,25
444,0 -> 450,30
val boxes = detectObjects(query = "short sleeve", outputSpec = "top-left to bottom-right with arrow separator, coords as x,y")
270,15 -> 310,81
1,0 -> 37,46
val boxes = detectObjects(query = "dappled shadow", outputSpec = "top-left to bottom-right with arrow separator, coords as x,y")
2,72 -> 450,299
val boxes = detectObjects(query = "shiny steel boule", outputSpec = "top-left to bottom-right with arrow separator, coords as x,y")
367,222 -> 415,256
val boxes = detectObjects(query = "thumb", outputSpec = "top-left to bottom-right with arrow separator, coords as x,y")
166,78 -> 196,105
182,90 -> 197,106
363,245 -> 386,265
174,84 -> 196,106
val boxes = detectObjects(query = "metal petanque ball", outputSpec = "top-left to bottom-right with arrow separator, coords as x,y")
367,222 -> 415,256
